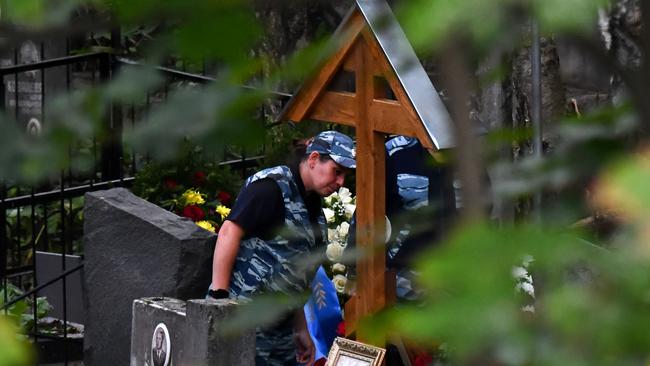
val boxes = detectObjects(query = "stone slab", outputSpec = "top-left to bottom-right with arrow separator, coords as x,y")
183,299 -> 256,366
131,297 -> 187,366
83,188 -> 216,366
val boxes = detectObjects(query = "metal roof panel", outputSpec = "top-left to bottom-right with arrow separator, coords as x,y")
356,0 -> 455,149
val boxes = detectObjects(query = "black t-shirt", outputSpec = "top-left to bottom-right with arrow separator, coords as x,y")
226,165 -> 324,245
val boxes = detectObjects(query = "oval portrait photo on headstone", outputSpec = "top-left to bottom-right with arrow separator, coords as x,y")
151,323 -> 170,366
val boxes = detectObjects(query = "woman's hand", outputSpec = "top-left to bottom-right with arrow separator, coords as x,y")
294,310 -> 315,365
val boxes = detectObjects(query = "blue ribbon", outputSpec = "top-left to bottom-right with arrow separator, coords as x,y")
303,266 -> 343,362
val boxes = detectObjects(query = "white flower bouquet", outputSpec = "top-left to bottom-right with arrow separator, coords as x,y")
323,187 -> 356,299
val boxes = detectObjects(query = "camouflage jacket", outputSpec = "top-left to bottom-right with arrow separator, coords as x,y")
229,165 -> 326,300
385,137 -> 430,263
386,136 -> 429,210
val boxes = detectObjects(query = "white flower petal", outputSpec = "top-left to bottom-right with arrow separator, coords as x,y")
332,274 -> 347,293
326,243 -> 345,262
338,187 -> 351,198
338,222 -> 350,238
511,266 -> 527,279
332,263 -> 346,274
328,228 -> 339,242
344,204 -> 355,220
323,208 -> 335,223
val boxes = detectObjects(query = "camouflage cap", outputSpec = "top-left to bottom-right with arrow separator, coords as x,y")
306,130 -> 356,169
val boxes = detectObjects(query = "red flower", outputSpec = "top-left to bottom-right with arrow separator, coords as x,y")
313,358 -> 327,366
216,191 -> 232,205
163,177 -> 178,190
182,205 -> 205,221
335,321 -> 345,337
192,171 -> 207,186
413,352 -> 433,366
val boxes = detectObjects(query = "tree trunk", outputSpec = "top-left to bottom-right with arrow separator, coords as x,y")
607,0 -> 642,103
251,0 -> 352,117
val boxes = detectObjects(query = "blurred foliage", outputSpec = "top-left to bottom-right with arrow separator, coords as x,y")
396,0 -> 609,55
0,315 -> 32,366
1,0 -> 85,27
364,220 -> 650,365
0,0 -> 272,182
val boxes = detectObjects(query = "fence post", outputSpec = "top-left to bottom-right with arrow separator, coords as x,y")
0,187 -> 6,283
0,74 -> 6,283
98,28 -> 124,181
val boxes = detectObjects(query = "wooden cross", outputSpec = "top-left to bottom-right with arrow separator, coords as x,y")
279,0 -> 454,343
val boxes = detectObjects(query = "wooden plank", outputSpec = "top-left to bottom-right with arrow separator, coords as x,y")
307,91 -> 356,126
281,11 -> 365,122
353,36 -> 387,344
342,57 -> 357,73
370,99 -> 419,137
342,55 -> 382,77
344,271 -> 395,339
343,295 -> 358,337
361,28 -> 436,150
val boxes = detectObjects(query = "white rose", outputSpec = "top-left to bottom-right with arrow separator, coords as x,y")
327,228 -> 339,242
338,187 -> 353,203
522,255 -> 534,267
517,282 -> 535,298
344,204 -> 355,220
332,274 -> 347,293
332,263 -> 346,274
324,194 -> 334,206
325,191 -> 339,205
512,266 -> 533,284
338,222 -> 350,238
326,243 -> 345,262
323,208 -> 335,223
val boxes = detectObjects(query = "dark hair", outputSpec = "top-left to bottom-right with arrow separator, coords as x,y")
292,138 -> 311,159
289,138 -> 333,166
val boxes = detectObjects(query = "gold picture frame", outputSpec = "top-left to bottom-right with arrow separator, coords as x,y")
325,337 -> 386,366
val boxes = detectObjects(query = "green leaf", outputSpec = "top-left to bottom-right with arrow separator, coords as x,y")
8,301 -> 28,327
533,0 -> 608,34
35,297 -> 51,319
3,0 -> 44,24
103,65 -> 165,104
0,316 -> 33,365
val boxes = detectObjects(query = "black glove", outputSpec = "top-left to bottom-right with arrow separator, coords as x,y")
207,288 -> 230,299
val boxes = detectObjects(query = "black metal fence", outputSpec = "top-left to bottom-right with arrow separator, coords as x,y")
1,38 -> 291,364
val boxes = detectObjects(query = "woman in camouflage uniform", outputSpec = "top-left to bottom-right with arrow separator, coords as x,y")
208,130 -> 356,365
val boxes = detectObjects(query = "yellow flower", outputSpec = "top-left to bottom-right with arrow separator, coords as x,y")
216,205 -> 231,220
196,220 -> 215,232
182,189 -> 205,206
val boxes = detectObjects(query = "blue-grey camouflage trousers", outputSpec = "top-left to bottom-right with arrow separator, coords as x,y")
255,322 -> 297,366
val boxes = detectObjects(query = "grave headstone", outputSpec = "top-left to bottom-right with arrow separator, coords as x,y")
35,251 -> 84,323
1,37 -> 67,134
83,188 -> 216,366
130,297 -> 256,366
183,299 -> 256,366
131,298 -> 187,366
